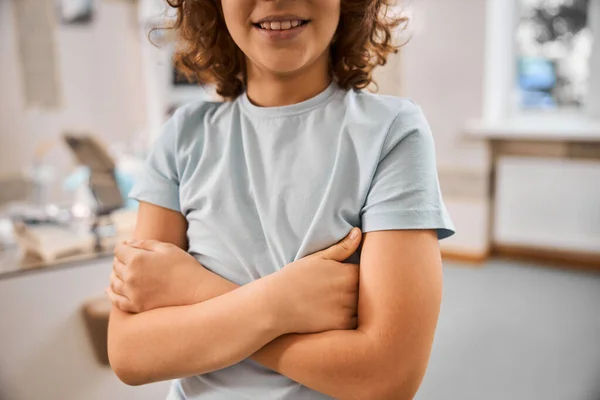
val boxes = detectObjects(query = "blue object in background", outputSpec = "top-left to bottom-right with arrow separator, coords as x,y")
518,57 -> 557,109
518,57 -> 556,91
520,90 -> 557,109
63,167 -> 139,210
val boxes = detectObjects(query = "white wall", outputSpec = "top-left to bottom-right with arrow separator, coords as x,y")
400,0 -> 491,256
0,0 -> 146,195
402,0 -> 489,170
0,2 -> 158,397
0,259 -> 170,400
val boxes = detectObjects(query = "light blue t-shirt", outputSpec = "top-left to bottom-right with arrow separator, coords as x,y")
129,83 -> 454,400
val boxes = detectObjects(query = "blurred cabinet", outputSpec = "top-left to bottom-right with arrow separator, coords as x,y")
0,259 -> 170,400
494,156 -> 600,255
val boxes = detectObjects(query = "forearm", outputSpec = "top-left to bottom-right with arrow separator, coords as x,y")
191,267 -> 239,301
108,277 -> 282,385
253,330 -> 418,400
193,271 -> 413,399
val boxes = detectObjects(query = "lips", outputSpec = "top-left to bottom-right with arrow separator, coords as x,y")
257,20 -> 307,31
252,14 -> 310,41
252,15 -> 310,31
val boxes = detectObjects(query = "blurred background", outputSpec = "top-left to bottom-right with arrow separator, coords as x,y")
0,0 -> 599,399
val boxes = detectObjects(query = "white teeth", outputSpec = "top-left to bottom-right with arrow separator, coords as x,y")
258,20 -> 303,30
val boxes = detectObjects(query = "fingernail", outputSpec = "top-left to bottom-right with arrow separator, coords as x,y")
349,228 -> 359,240
125,239 -> 139,246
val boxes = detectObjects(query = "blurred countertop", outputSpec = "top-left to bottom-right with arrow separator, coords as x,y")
0,246 -> 112,280
0,208 -> 135,280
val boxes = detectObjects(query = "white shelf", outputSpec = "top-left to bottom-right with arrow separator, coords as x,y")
466,116 -> 600,142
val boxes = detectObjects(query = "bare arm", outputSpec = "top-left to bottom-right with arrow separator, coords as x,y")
108,204 -> 284,384
139,229 -> 443,399
108,277 -> 282,384
108,203 -> 359,385
252,230 -> 443,400
115,217 -> 442,399
227,234 -> 441,400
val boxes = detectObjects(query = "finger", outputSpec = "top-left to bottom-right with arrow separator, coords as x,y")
114,242 -> 138,264
346,263 -> 360,288
124,238 -> 163,252
320,228 -> 362,261
113,257 -> 127,280
110,270 -> 126,296
105,287 -> 137,313
351,317 -> 358,329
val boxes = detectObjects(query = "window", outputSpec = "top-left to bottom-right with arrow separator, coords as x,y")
479,0 -> 600,130
516,0 -> 593,110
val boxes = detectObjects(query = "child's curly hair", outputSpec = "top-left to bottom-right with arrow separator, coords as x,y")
166,0 -> 407,99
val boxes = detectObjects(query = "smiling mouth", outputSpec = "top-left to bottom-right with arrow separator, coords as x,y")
253,19 -> 310,31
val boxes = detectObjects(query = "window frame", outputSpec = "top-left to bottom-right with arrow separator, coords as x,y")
482,0 -> 600,126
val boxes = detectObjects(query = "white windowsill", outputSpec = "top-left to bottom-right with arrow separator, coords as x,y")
466,116 -> 600,142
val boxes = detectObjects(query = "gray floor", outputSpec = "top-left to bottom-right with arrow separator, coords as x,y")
415,259 -> 600,400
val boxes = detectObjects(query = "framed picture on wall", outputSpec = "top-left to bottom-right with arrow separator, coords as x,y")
173,67 -> 197,87
57,0 -> 94,25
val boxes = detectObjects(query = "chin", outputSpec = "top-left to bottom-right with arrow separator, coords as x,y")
267,64 -> 307,75
257,57 -> 315,76
249,46 -> 316,75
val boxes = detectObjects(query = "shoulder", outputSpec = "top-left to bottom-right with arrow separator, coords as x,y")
341,90 -> 433,156
150,99 -> 238,163
146,100 -> 232,173
342,89 -> 422,120
342,90 -> 428,135
171,99 -> 232,124
167,100 -> 230,143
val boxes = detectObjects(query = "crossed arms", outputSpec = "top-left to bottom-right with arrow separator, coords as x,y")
107,202 -> 443,400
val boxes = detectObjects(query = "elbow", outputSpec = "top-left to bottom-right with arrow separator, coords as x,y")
112,368 -> 146,387
108,327 -> 153,386
110,358 -> 152,387
375,373 -> 423,400
355,360 -> 427,400
108,343 -> 151,386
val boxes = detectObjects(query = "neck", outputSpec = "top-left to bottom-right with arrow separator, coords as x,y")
245,53 -> 331,107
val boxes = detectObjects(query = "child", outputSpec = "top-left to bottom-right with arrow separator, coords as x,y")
107,0 -> 455,399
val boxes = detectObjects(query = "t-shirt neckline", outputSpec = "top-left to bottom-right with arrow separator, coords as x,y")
239,82 -> 338,118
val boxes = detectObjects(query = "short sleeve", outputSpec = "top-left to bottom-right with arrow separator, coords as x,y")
128,115 -> 181,212
361,104 -> 455,240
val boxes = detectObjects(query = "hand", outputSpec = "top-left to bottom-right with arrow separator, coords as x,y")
268,228 -> 362,334
107,239 -> 207,313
